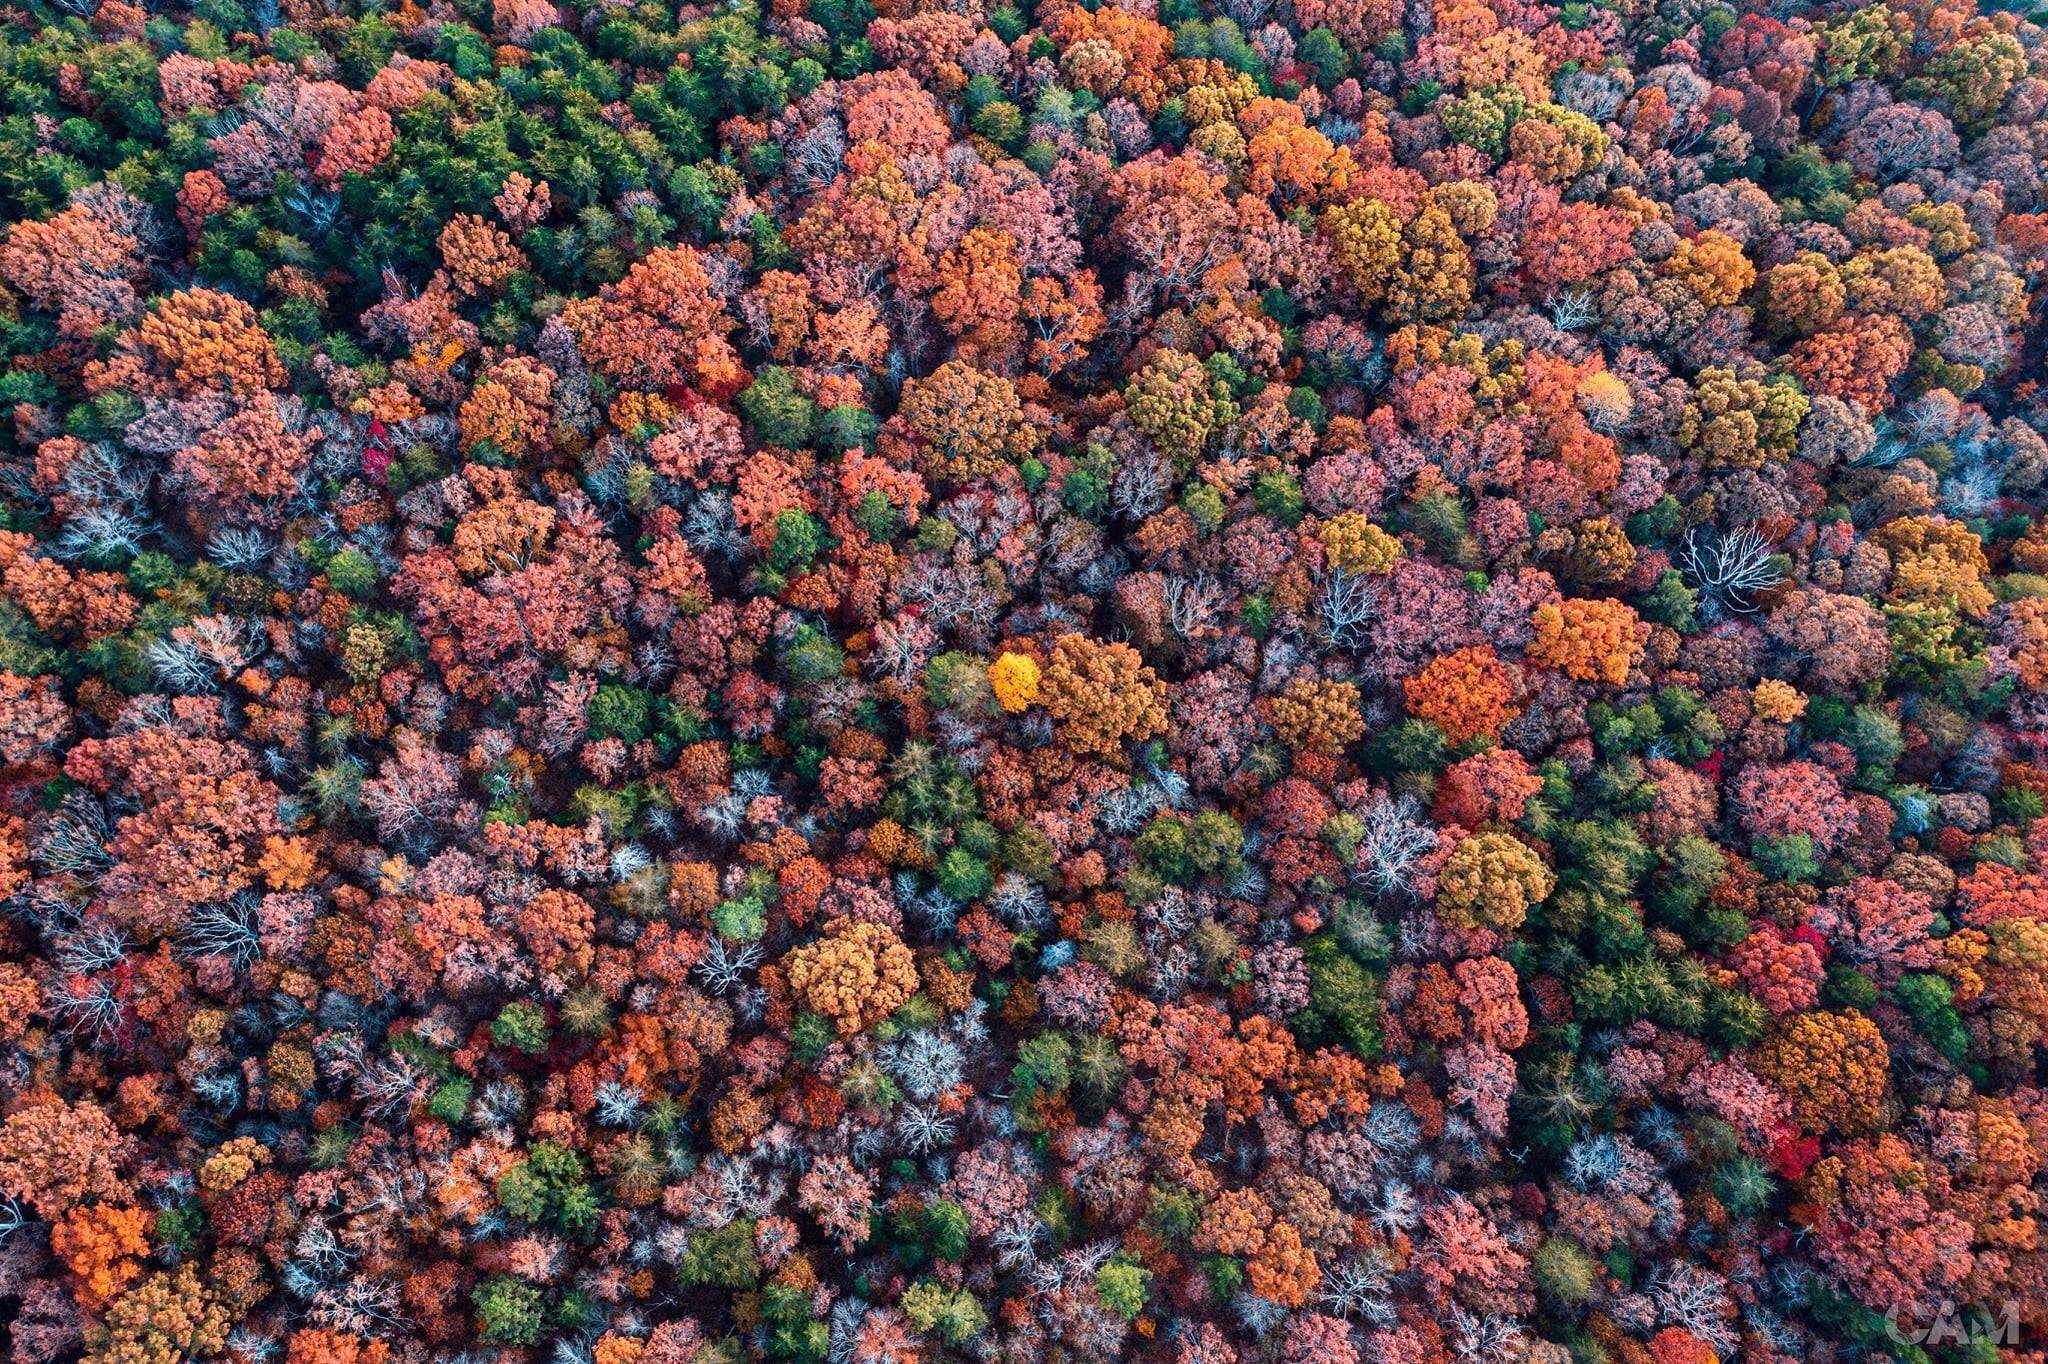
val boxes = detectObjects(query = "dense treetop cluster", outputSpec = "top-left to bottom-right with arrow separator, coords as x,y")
0,0 -> 2045,1359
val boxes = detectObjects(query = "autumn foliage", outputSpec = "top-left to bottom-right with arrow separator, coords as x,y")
1,0 -> 2046,1359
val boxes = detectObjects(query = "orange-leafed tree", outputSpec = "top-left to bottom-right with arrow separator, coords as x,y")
1038,633 -> 1170,760
1756,1010 -> 1890,1135
1665,229 -> 1756,307
286,1330 -> 394,1364
1527,598 -> 1647,685
139,287 -> 287,393
895,361 -> 1037,484
1266,678 -> 1365,754
561,245 -> 743,397
53,1203 -> 152,1309
438,213 -> 528,296
784,919 -> 918,1034
0,1096 -> 127,1217
83,1266 -> 231,1364
930,227 -> 1026,368
1404,646 -> 1523,745
1788,314 -> 1915,413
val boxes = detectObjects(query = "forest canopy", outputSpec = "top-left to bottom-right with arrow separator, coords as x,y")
0,0 -> 2045,1360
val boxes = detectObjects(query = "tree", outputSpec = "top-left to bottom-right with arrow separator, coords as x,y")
459,357 -> 558,458
1110,153 -> 1236,305
0,1098 -> 126,1218
1528,598 -> 1647,685
84,1268 -> 230,1364
896,361 -> 1036,483
1665,231 -> 1755,308
1764,590 -> 1892,694
1731,761 -> 1856,855
561,245 -> 743,397
1320,514 -> 1403,574
1806,1134 -> 1974,1320
1678,368 -> 1809,469
1518,199 -> 1636,296
473,1275 -> 546,1346
1434,748 -> 1544,827
1755,1010 -> 1890,1135
1282,1314 -> 1359,1364
1411,1192 -> 1529,1310
1788,315 -> 1914,413
139,288 -> 286,393
53,1204 -> 152,1309
1268,678 -> 1365,754
797,1155 -> 876,1253
1124,350 -> 1238,471
312,101 -> 395,185
1404,646 -> 1522,745
286,1330 -> 393,1364
1728,923 -> 1825,1017
439,213 -> 528,296
1438,831 -> 1554,932
170,393 -> 315,526
0,201 -> 144,338
1038,634 -> 1169,760
1760,253 -> 1846,339
931,227 -> 1025,366
899,1280 -> 986,1345
1389,200 -> 1475,322
784,919 -> 918,1033
497,1139 -> 600,1236
1021,270 -> 1106,376
989,652 -> 1040,712
1297,934 -> 1384,1058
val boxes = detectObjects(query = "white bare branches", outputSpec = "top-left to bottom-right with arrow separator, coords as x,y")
1675,525 -> 1783,615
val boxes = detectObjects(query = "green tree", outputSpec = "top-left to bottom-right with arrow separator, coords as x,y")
1299,26 -> 1348,84
497,1140 -> 600,1237
900,1281 -> 986,1345
1299,933 -> 1382,1056
740,366 -> 818,447
681,1218 -> 762,1289
492,1000 -> 552,1054
474,1275 -> 546,1346
1095,1258 -> 1152,1320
